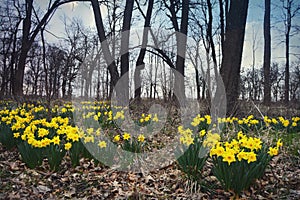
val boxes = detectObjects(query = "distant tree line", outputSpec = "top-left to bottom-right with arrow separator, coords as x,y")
240,62 -> 300,103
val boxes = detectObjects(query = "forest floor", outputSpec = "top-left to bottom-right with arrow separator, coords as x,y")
0,143 -> 299,199
0,100 -> 300,199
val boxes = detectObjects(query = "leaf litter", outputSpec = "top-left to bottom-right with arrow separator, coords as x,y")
0,143 -> 299,199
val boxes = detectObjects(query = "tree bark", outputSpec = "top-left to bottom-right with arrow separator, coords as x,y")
91,0 -> 119,99
120,0 -> 134,103
263,0 -> 271,105
134,0 -> 154,100
220,0 -> 249,115
174,0 -> 189,104
284,0 -> 292,104
13,0 -> 69,97
219,0 -> 225,56
13,0 -> 33,97
207,0 -> 218,76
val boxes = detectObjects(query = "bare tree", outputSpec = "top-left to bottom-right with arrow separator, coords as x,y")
0,0 -> 23,97
187,36 -> 203,101
91,0 -> 138,101
62,19 -> 96,99
263,0 -> 271,105
24,42 -> 43,96
119,0 -> 134,102
134,0 -> 154,100
220,0 -> 249,115
91,0 -> 119,98
44,45 -> 66,99
13,0 -> 81,97
162,0 -> 190,104
219,0 -> 225,56
280,0 -> 300,103
269,62 -> 284,102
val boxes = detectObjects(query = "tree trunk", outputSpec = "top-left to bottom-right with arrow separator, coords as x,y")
13,0 -> 65,97
134,0 -> 154,100
285,31 -> 290,103
207,0 -> 219,77
263,0 -> 271,105
195,67 -> 200,100
284,1 -> 292,103
219,0 -> 225,55
91,0 -> 119,99
120,0 -> 134,103
13,0 -> 33,96
174,0 -> 189,105
9,19 -> 21,96
220,0 -> 249,115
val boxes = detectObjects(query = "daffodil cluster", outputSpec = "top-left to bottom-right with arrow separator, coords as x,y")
218,115 -> 259,126
178,125 -> 195,146
210,131 -> 283,197
210,131 -> 282,165
136,113 -> 159,127
0,100 -> 297,174
263,115 -> 299,128
114,132 -> 146,153
179,114 -> 220,148
191,114 -> 211,127
202,130 -> 221,148
114,132 -> 145,143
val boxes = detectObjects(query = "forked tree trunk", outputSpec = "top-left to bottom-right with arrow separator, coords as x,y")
120,0 -> 134,103
91,0 -> 119,99
134,0 -> 154,100
13,0 -> 66,97
13,0 -> 33,97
